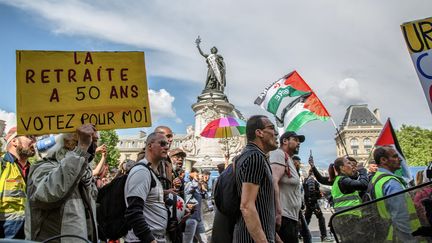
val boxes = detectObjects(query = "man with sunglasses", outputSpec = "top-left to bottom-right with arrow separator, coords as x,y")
0,127 -> 36,239
234,115 -> 278,243
369,146 -> 421,242
269,131 -> 304,243
124,132 -> 169,243
137,126 -> 175,191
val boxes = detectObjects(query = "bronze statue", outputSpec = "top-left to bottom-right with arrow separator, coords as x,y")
196,36 -> 226,92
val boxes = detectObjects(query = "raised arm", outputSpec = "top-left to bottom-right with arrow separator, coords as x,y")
92,144 -> 107,176
195,36 -> 207,58
339,167 -> 369,194
28,124 -> 95,206
309,157 -> 333,186
29,148 -> 89,206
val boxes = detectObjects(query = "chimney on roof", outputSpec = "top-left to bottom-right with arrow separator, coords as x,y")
373,108 -> 381,123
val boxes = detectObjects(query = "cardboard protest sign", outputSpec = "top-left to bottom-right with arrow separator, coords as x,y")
401,17 -> 432,114
16,51 -> 152,135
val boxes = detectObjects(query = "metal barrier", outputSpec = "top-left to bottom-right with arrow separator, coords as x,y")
330,181 -> 432,243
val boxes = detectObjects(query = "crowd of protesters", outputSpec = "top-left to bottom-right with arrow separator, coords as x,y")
0,115 -> 431,243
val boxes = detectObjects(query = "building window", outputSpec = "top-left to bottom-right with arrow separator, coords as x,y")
353,149 -> 358,155
364,138 -> 372,148
361,119 -> 367,124
351,119 -> 357,124
371,119 -> 377,124
125,154 -> 131,159
350,138 -> 359,148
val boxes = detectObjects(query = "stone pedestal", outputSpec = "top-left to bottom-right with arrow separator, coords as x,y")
180,89 -> 246,169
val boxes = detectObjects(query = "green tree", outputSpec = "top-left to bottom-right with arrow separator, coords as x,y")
95,130 -> 120,168
396,125 -> 432,166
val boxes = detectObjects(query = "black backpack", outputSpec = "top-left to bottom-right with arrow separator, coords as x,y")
214,146 -> 255,219
96,162 -> 156,240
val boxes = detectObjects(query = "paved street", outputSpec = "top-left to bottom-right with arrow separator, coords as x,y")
306,210 -> 335,242
203,206 -> 336,242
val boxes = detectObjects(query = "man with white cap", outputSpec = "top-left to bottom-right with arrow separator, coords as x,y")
0,126 -> 36,239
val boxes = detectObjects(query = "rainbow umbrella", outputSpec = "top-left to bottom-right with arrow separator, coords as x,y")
200,117 -> 246,138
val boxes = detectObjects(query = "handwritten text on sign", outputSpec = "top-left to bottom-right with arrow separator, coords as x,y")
401,17 -> 432,114
16,51 -> 152,135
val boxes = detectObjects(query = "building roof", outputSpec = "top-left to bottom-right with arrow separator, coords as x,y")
340,104 -> 382,128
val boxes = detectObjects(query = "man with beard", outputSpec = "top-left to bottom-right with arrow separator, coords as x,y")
0,127 -> 36,239
170,148 -> 186,198
25,124 -> 98,243
270,131 -> 304,243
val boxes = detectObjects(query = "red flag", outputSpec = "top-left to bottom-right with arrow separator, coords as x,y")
375,118 -> 412,180
375,119 -> 404,156
375,119 -> 396,146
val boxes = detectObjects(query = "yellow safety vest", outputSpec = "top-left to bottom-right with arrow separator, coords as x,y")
0,153 -> 26,223
331,175 -> 362,217
372,171 -> 421,242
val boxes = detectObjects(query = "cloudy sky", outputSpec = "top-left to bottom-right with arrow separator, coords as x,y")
0,0 -> 431,166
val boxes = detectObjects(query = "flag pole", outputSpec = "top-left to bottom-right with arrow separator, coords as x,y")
330,118 -> 349,156
224,126 -> 229,158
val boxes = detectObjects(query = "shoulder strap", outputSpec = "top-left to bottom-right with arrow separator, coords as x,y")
284,152 -> 291,177
132,162 -> 157,189
367,173 -> 393,200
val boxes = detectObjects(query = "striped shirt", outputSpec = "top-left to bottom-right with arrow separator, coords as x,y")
234,143 -> 275,243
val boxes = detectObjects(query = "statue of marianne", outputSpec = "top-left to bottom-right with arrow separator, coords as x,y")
196,36 -> 226,92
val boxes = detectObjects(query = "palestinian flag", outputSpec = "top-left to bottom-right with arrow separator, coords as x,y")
255,71 -> 330,132
375,118 -> 412,181
276,92 -> 330,132
254,71 -> 312,121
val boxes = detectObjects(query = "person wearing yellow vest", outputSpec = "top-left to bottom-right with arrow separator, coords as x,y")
372,146 -> 422,242
331,156 -> 368,242
331,156 -> 368,213
0,126 -> 36,239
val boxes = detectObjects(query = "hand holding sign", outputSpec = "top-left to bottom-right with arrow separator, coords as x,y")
77,124 -> 97,152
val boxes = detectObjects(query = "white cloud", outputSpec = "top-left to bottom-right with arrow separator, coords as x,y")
148,89 -> 178,121
0,109 -> 17,134
326,78 -> 366,107
1,0 -> 431,164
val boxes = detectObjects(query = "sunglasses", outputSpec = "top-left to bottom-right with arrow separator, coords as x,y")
159,140 -> 169,147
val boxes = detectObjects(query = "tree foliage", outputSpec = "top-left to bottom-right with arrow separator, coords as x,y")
396,125 -> 432,166
95,130 -> 120,168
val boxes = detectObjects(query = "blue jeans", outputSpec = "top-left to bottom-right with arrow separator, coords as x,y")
182,218 -> 207,243
1,220 -> 24,239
